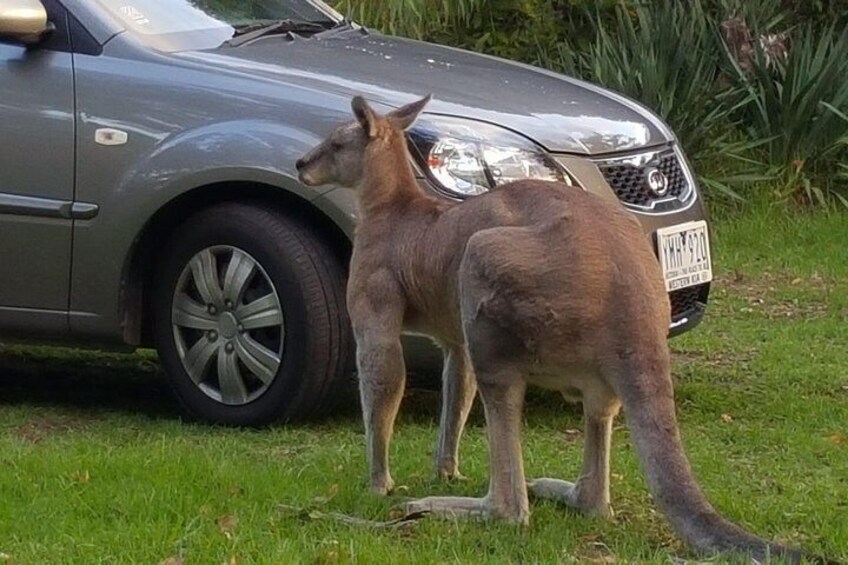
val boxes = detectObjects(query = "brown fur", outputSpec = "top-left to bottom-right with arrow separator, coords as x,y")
295,96 -> 812,562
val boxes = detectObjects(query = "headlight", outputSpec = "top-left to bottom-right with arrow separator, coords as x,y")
407,116 -> 573,197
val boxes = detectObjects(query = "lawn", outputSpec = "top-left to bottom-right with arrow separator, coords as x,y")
1,208 -> 847,564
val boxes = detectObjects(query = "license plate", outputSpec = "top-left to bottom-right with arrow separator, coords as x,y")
656,221 -> 712,291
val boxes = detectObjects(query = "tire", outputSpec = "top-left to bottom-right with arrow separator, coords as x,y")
152,201 -> 355,425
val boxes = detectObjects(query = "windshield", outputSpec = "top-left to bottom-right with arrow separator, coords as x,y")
94,0 -> 343,50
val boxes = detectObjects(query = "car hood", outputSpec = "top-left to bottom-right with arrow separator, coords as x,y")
178,29 -> 673,154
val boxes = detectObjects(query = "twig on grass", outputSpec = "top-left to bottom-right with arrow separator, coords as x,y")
277,503 -> 429,529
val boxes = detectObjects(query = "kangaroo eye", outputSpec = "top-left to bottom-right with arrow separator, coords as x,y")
331,141 -> 344,150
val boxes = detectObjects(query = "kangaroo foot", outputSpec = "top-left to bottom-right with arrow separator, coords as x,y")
435,460 -> 467,481
527,478 -> 613,518
405,496 -> 529,525
370,474 -> 396,496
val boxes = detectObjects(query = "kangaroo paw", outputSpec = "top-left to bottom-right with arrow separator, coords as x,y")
528,478 -> 613,518
405,495 -> 529,525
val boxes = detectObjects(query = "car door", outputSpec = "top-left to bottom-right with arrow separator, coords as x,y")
0,0 -> 74,334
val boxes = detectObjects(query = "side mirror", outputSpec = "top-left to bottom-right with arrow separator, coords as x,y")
0,0 -> 51,45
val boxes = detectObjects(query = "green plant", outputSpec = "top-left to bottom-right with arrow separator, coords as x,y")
335,0 -> 848,207
3,209 -> 848,562
333,0 -> 623,62
725,25 -> 848,206
333,0 -> 486,39
713,0 -> 787,32
543,1 -> 746,199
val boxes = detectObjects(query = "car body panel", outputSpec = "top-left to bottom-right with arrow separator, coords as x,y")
0,0 -> 709,359
69,43 -> 348,339
180,32 -> 672,154
60,0 -> 124,44
0,40 -> 74,316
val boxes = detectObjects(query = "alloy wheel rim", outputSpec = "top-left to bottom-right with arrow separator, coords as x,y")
172,245 -> 284,406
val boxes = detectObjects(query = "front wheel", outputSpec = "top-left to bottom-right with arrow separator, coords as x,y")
152,202 -> 355,425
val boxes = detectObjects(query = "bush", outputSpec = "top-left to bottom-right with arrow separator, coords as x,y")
725,25 -> 848,205
333,0 -> 485,40
336,0 -> 848,206
334,0 -> 623,60
549,2 -> 737,181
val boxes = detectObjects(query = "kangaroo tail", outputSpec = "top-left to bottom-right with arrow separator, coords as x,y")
615,364 -> 811,563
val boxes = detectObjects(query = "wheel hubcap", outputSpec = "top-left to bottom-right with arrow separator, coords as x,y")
219,312 -> 238,339
171,246 -> 285,406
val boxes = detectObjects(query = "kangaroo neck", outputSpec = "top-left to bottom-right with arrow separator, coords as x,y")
356,136 -> 437,219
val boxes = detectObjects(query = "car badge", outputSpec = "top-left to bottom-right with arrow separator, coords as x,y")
645,167 -> 669,196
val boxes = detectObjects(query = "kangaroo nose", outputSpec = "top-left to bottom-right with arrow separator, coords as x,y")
295,158 -> 305,170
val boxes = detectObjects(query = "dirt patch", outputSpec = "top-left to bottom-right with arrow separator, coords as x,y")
720,269 -> 831,292
672,347 -> 758,369
713,271 -> 837,320
13,414 -> 95,444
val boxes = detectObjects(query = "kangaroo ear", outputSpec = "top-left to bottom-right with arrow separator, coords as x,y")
387,94 -> 432,131
352,96 -> 379,139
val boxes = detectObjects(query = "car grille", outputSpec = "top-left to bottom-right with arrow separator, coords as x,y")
669,283 -> 708,321
594,148 -> 692,211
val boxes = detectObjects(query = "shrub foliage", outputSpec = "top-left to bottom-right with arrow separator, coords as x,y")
335,0 -> 848,206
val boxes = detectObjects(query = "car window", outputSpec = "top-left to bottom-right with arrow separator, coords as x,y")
92,0 -> 340,37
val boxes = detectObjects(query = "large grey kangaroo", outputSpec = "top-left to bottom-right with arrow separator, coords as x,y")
295,95 -> 817,562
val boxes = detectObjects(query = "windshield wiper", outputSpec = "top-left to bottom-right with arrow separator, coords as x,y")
226,19 -> 332,47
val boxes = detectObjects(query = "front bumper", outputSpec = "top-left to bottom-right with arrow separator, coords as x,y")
668,283 -> 709,337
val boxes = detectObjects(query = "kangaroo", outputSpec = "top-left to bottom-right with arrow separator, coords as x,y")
295,95 -> 812,562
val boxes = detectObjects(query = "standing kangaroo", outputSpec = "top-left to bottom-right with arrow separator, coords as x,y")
295,95 -> 812,562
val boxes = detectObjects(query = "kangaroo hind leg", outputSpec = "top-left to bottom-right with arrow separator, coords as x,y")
434,346 -> 477,480
528,383 -> 620,518
406,371 -> 529,524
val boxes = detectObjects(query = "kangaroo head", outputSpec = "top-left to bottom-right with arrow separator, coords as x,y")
296,94 -> 431,188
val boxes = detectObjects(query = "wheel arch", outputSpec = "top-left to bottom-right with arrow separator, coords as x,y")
121,181 -> 353,347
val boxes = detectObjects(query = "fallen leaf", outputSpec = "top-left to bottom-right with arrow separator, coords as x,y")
70,470 -> 90,484
563,428 -> 582,442
312,483 -> 340,504
159,557 -> 183,565
137,359 -> 159,372
577,532 -> 601,543
217,514 -> 238,539
791,277 -> 802,285
826,434 -> 846,446
578,541 -> 617,564
0,553 -> 12,561
222,557 -> 238,565
315,550 -> 339,565
721,414 -> 734,423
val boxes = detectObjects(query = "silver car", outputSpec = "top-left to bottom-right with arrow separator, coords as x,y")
0,0 -> 712,425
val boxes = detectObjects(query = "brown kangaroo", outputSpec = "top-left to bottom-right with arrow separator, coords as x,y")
295,95 -> 812,562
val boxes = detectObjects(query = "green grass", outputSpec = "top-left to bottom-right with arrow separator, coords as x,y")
2,209 -> 848,563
